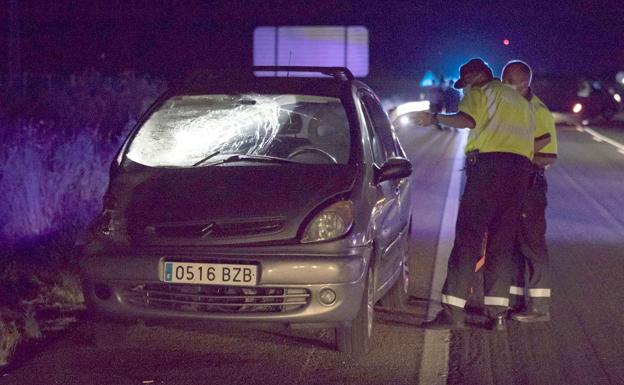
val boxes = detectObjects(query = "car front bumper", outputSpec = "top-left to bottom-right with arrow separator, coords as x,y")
80,245 -> 372,327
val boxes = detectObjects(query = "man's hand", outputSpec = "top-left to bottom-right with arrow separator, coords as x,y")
412,111 -> 476,129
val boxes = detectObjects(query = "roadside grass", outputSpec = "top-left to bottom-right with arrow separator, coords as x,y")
0,71 -> 165,368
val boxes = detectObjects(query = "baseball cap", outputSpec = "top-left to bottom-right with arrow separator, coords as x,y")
454,58 -> 494,89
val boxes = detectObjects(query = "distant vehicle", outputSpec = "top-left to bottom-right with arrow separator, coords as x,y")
80,66 -> 413,357
570,81 -> 621,123
534,77 -> 622,126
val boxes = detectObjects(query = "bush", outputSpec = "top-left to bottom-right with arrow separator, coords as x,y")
0,71 -> 165,253
0,71 -> 165,368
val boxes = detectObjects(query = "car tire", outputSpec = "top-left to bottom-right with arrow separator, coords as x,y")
335,265 -> 374,357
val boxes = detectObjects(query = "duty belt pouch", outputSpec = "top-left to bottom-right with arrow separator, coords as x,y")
529,167 -> 545,188
463,151 -> 479,179
465,150 -> 479,168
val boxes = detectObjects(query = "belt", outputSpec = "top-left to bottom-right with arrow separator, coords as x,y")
465,151 -> 531,163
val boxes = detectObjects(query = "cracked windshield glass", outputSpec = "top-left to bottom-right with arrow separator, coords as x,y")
126,94 -> 351,167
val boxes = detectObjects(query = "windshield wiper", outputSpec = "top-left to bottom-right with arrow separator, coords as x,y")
192,150 -> 221,167
235,99 -> 257,105
200,154 -> 300,166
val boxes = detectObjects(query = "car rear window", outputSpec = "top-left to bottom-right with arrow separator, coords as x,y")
125,94 -> 351,167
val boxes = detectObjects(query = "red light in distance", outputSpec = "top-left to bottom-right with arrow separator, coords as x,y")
503,39 -> 510,46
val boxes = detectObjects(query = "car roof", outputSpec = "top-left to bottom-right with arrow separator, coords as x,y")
168,66 -> 372,99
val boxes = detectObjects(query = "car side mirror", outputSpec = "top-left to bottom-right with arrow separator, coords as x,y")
375,157 -> 412,184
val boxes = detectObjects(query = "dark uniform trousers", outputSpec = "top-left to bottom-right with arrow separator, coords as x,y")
510,167 -> 551,312
442,152 -> 532,319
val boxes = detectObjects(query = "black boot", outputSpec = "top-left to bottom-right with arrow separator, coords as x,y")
511,308 -> 550,322
419,309 -> 466,330
511,298 -> 550,323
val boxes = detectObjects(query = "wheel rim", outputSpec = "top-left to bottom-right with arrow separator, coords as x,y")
366,269 -> 374,337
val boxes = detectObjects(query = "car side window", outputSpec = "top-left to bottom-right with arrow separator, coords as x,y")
360,94 -> 398,164
394,134 -> 406,158
359,100 -> 386,164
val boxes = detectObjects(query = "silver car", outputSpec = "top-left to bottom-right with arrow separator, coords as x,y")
80,66 -> 413,356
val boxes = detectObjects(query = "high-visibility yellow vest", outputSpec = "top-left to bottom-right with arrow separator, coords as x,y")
459,79 -> 534,159
532,94 -> 558,159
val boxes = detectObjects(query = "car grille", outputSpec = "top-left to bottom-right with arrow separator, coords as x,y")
145,219 -> 285,239
123,283 -> 310,313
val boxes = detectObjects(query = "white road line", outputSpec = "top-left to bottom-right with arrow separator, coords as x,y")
581,126 -> 624,153
418,331 -> 451,385
427,129 -> 467,320
418,130 -> 467,385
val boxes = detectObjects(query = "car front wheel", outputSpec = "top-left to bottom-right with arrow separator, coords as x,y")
335,265 -> 374,357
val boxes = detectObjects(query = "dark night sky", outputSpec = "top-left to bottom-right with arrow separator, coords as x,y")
2,0 -> 623,81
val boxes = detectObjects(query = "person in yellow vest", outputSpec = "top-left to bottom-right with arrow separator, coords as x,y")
502,60 -> 557,322
412,58 -> 537,330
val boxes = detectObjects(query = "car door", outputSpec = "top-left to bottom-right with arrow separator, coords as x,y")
392,129 -> 411,232
359,92 -> 405,291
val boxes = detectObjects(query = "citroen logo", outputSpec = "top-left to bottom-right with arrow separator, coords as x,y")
200,222 -> 216,237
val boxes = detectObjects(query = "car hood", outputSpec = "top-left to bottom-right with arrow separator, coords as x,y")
115,163 -> 358,246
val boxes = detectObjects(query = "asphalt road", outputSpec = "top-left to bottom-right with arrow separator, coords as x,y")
2,122 -> 624,385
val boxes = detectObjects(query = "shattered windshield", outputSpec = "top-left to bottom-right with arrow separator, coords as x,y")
125,94 -> 351,167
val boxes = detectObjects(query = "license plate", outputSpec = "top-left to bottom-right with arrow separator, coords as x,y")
162,261 -> 258,286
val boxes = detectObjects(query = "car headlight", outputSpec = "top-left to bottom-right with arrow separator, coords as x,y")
301,201 -> 353,243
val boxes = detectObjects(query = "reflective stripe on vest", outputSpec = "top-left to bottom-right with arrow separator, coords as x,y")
485,86 -> 496,121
